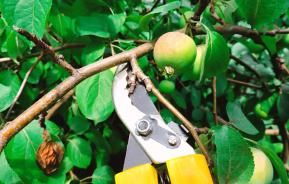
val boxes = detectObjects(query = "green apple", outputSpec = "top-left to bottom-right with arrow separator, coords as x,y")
159,80 -> 175,94
153,32 -> 197,74
249,148 -> 273,184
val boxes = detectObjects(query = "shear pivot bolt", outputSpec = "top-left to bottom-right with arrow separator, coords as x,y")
168,135 -> 178,146
136,120 -> 152,136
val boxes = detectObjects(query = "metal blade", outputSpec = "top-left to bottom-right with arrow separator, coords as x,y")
123,134 -> 152,170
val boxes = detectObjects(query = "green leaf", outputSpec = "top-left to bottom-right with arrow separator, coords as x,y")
67,137 -> 92,168
0,153 -> 22,184
236,0 -> 289,28
45,120 -> 61,136
49,12 -> 76,40
139,1 -> 181,30
16,0 -> 52,37
4,120 -> 66,183
226,102 -> 259,135
19,58 -> 44,84
81,43 -> 105,66
0,70 -> 21,112
254,93 -> 278,119
1,0 -> 17,25
76,13 -> 126,38
67,113 -> 90,134
76,70 -> 114,123
258,144 -> 289,184
202,29 -> 230,79
92,165 -> 114,184
214,126 -> 254,184
171,90 -> 187,109
261,36 -> 277,54
190,86 -> 201,107
2,30 -> 29,58
96,149 -> 109,168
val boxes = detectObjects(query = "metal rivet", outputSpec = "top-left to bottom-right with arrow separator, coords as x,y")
168,135 -> 178,146
136,120 -> 152,136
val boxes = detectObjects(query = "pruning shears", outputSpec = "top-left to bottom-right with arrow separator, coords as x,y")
112,64 -> 213,184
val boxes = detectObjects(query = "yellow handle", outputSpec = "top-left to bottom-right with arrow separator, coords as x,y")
115,164 -> 158,184
166,154 -> 213,184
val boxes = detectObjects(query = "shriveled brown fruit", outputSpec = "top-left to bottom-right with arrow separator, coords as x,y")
36,140 -> 64,175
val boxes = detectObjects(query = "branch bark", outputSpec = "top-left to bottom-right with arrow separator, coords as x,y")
15,27 -> 77,74
0,42 -> 153,153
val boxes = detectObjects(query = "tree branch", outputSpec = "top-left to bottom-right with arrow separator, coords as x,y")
0,43 -> 84,64
45,90 -> 74,120
0,42 -> 153,153
192,0 -> 211,21
15,27 -> 77,75
193,25 -> 289,38
227,78 -> 262,89
212,77 -> 218,123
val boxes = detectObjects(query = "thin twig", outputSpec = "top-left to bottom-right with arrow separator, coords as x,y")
209,2 -> 225,25
151,87 -> 211,164
129,56 -> 153,92
212,77 -> 218,123
265,129 -> 289,135
5,54 -> 43,120
0,58 -> 13,63
227,78 -> 262,89
191,0 -> 211,21
45,90 -> 74,120
195,127 -> 209,134
147,0 -> 161,13
15,27 -> 77,75
230,55 -> 261,78
0,43 -> 84,64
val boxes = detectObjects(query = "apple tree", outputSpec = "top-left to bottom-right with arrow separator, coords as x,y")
0,0 -> 288,183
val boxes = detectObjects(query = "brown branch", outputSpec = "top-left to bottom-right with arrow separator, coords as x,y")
273,56 -> 289,77
212,77 -> 218,123
209,2 -> 225,25
129,56 -> 153,92
192,0 -> 211,21
277,121 -> 289,163
0,43 -> 84,64
5,54 -> 43,120
195,127 -> 209,134
193,25 -> 289,39
0,42 -> 154,153
227,78 -> 262,89
45,90 -> 74,120
265,129 -> 289,136
15,27 -> 77,75
230,55 -> 259,77
147,0 -> 161,13
0,57 -> 13,63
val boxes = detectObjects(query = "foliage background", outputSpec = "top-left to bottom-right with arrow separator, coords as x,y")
0,0 -> 289,183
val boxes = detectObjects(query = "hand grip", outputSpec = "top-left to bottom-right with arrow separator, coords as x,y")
115,164 -> 158,184
166,154 -> 213,184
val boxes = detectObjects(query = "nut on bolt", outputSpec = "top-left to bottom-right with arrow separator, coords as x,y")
136,120 -> 152,136
168,135 -> 178,146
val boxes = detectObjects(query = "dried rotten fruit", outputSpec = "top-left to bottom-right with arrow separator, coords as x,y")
36,140 -> 64,175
